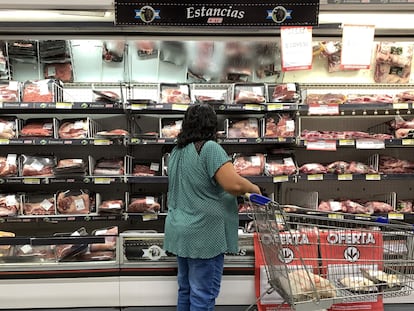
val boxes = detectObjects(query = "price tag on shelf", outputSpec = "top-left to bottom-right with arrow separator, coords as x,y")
56,102 -> 73,109
244,104 -> 263,111
172,104 -> 189,111
142,214 -> 159,221
94,178 -> 112,184
356,139 -> 385,149
402,139 -> 414,146
273,176 -> 289,183
93,139 -> 111,146
337,174 -> 353,181
365,174 -> 381,181
307,174 -> 323,181
328,213 -> 344,219
308,104 -> 339,115
393,103 -> 409,110
267,104 -> 283,111
131,104 -> 148,110
339,139 -> 355,146
23,178 -> 41,185
306,140 -> 337,151
0,139 -> 9,145
388,213 -> 404,220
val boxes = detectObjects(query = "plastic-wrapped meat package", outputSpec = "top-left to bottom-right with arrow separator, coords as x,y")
0,194 -> 19,217
0,231 -> 15,257
21,155 -> 56,177
306,93 -> 347,105
133,163 -> 159,176
160,86 -> 191,104
56,190 -> 92,215
227,118 -> 259,138
58,119 -> 89,139
20,119 -> 54,137
0,154 -> 18,177
161,119 -> 182,138
265,114 -> 295,137
127,196 -> 161,213
270,83 -> 300,103
0,81 -> 20,102
54,158 -> 87,176
265,157 -> 297,176
44,63 -> 73,82
93,158 -> 124,176
90,226 -> 118,252
375,42 -> 413,83
22,194 -> 55,216
0,118 -> 17,139
299,163 -> 327,174
14,245 -> 55,261
233,154 -> 265,176
92,89 -> 121,103
54,227 -> 88,261
22,79 -> 61,102
102,40 -> 125,63
98,199 -> 124,214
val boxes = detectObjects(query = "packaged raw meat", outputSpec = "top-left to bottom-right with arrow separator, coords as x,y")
0,231 -> 15,257
13,245 -> 55,261
22,79 -> 63,102
136,40 -> 158,57
267,83 -> 300,103
396,200 -> 413,213
56,190 -> 92,215
102,40 -> 125,63
54,227 -> 88,261
346,94 -> 393,104
127,196 -> 161,213
379,155 -> 414,174
233,154 -> 265,176
44,63 -> 73,82
160,84 -> 191,104
0,194 -> 19,217
95,129 -> 129,138
265,156 -> 297,176
0,154 -> 18,177
98,199 -> 124,214
54,158 -> 87,176
133,163 -> 159,176
0,81 -> 20,102
0,118 -> 17,139
90,226 -> 118,252
20,118 -> 55,137
22,193 -> 55,216
227,118 -> 259,138
264,113 -> 295,137
299,163 -> 327,174
160,119 -> 182,138
20,154 -> 56,177
93,157 -> 125,176
234,84 -> 266,104
92,89 -> 121,103
305,93 -> 347,105
58,119 -> 89,139
374,42 -> 413,84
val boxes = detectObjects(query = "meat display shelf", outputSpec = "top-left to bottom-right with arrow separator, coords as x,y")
0,102 -> 124,113
0,138 -> 125,146
298,138 -> 414,148
297,103 -> 413,116
297,173 -> 414,181
0,176 -> 126,185
128,137 -> 296,145
0,214 -> 125,223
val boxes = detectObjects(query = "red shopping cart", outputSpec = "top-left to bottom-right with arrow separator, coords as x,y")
245,193 -> 414,311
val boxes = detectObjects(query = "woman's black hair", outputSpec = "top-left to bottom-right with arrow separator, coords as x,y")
176,103 -> 218,148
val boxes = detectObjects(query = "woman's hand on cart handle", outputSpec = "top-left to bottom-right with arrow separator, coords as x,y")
245,193 -> 272,205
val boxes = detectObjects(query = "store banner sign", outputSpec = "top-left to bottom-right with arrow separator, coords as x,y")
341,24 -> 376,70
114,0 -> 320,27
280,26 -> 313,71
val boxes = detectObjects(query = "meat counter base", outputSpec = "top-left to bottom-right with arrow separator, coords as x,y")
0,275 -> 413,308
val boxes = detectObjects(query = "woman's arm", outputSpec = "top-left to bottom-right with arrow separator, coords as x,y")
215,162 -> 261,196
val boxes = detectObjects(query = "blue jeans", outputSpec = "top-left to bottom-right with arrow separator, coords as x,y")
176,254 -> 224,311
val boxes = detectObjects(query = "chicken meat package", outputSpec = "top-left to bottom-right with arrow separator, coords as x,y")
0,154 -> 18,177
127,196 -> 161,213
22,193 -> 56,216
0,194 -> 20,217
22,79 -> 63,102
56,189 -> 93,215
226,118 -> 260,138
20,154 -> 56,177
19,118 -> 55,138
232,153 -> 265,176
375,42 -> 414,83
0,118 -> 17,139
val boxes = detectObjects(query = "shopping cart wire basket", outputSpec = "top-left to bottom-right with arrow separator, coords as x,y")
245,193 -> 414,311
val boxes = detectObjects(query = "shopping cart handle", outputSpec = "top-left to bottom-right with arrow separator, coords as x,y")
245,193 -> 272,205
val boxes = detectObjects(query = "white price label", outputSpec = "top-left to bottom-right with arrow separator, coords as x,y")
306,140 -> 337,151
356,139 -> 385,149
308,104 -> 339,115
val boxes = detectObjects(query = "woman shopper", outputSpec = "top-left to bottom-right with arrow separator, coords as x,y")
163,103 -> 261,311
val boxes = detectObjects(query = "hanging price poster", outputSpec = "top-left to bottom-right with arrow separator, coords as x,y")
280,26 -> 313,71
341,24 -> 375,70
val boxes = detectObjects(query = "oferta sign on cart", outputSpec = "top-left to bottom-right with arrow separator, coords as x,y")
114,0 -> 319,27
